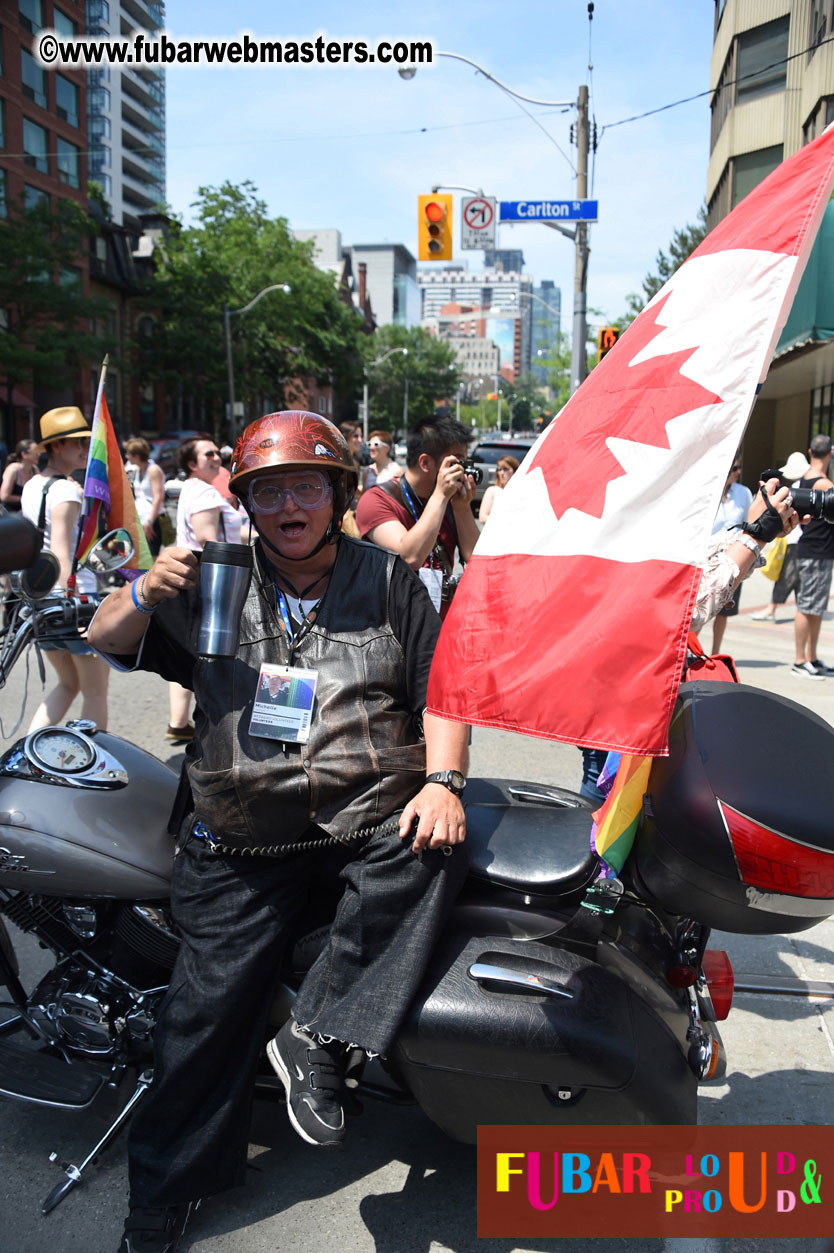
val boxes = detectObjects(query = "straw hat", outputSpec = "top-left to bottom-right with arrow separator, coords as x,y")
39,406 -> 91,447
779,451 -> 810,480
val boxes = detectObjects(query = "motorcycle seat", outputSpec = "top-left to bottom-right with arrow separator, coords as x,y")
462,778 -> 598,900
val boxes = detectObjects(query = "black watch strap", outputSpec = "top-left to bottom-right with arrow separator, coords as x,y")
425,770 -> 466,796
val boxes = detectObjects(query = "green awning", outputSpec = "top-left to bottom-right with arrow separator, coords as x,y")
775,198 -> 834,356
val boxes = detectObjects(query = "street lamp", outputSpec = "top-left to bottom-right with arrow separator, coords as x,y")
399,54 -> 589,396
362,347 -> 408,439
223,282 -> 292,438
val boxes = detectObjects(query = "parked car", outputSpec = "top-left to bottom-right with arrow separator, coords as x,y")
469,438 -> 535,513
148,430 -> 205,480
148,440 -> 182,479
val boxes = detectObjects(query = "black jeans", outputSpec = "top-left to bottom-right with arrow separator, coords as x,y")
128,825 -> 467,1207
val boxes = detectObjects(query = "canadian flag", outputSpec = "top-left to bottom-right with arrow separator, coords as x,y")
428,127 -> 834,755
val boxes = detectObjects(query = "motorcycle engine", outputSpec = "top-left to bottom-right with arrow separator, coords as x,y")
28,964 -> 160,1057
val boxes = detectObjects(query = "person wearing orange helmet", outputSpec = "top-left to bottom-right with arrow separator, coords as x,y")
88,410 -> 469,1253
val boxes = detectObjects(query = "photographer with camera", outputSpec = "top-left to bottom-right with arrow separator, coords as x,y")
356,413 -> 480,617
783,434 -> 834,679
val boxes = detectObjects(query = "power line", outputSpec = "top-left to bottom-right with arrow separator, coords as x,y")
0,106 -> 573,162
600,31 -> 834,137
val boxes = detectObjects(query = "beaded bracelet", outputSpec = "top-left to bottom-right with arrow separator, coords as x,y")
130,575 -> 157,615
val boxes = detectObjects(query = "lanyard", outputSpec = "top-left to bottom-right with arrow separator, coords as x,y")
274,570 -> 328,650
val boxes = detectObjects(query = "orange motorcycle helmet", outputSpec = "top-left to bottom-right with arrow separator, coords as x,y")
229,411 -> 359,523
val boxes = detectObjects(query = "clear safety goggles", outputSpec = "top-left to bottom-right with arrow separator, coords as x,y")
248,469 -> 333,515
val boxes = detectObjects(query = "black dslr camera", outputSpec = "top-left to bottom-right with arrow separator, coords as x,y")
458,458 -> 483,486
761,467 -> 834,523
789,485 -> 834,523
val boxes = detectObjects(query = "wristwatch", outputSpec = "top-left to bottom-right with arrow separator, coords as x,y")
425,770 -> 466,796
733,531 -> 767,568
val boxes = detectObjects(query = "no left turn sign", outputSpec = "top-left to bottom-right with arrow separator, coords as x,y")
461,196 -> 497,250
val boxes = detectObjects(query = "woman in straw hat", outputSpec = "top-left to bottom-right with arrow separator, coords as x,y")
20,407 -> 110,731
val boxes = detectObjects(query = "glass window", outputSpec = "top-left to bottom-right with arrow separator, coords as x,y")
60,265 -> 81,289
18,0 -> 43,34
24,183 -> 49,210
23,117 -> 49,173
89,145 -> 110,173
88,85 -> 111,112
55,75 -> 79,127
89,115 -> 111,139
736,17 -> 790,103
87,0 -> 110,24
56,136 -> 80,187
0,168 -> 6,219
53,7 -> 77,37
0,99 -> 4,148
21,48 -> 47,108
732,145 -> 784,207
811,384 -> 834,441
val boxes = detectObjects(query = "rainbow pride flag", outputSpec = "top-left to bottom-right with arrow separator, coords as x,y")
591,753 -> 653,875
75,373 -> 152,581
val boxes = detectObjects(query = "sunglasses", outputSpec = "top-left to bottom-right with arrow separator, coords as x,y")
248,470 -> 333,515
368,441 -> 389,450
202,449 -> 221,459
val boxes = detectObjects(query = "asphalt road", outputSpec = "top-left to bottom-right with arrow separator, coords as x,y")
1,568 -> 833,1253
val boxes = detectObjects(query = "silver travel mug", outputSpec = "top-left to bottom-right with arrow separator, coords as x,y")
198,542 -> 253,658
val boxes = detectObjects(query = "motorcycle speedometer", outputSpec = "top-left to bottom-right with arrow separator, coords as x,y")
25,727 -> 96,775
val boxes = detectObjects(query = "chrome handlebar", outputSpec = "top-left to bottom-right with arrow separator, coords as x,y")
0,593 -> 102,684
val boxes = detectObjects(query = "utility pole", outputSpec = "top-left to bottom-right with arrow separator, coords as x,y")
570,84 -> 590,397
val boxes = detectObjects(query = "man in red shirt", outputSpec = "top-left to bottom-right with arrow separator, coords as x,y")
356,414 -> 480,615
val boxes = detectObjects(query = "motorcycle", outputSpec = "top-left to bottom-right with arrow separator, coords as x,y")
2,526 -> 834,1216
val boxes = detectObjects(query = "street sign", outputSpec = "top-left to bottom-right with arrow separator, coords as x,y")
461,196 -> 496,250
499,199 -> 598,222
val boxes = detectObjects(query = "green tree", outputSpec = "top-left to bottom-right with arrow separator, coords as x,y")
0,197 -> 106,438
362,324 -> 460,433
142,182 -> 365,437
620,205 -> 708,326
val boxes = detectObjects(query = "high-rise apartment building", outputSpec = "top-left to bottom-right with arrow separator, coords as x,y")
0,0 -> 89,440
85,0 -> 165,231
708,0 -> 834,469
530,280 -> 561,386
418,265 -> 534,378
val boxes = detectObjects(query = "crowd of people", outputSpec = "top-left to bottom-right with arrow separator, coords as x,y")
0,404 -> 812,1252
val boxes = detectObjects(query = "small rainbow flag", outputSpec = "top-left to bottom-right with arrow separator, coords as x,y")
75,366 -> 152,581
591,753 -> 653,875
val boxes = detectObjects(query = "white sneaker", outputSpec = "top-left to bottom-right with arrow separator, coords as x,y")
791,661 -> 826,681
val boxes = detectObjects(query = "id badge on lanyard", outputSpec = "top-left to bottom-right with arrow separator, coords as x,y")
418,567 -> 443,612
249,662 -> 319,744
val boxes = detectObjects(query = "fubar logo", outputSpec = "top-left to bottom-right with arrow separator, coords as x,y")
477,1125 -> 831,1238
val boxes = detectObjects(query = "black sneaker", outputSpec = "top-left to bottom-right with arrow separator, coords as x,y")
266,1018 -> 346,1147
117,1203 -> 197,1252
792,661 -> 826,680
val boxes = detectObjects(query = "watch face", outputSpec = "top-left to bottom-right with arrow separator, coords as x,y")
450,770 -> 466,790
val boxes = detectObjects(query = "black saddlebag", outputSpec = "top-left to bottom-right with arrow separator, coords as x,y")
393,932 -> 696,1143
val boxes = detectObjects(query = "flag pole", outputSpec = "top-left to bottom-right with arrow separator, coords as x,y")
70,354 -> 110,586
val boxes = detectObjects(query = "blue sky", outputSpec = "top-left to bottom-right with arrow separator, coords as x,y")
162,1 -> 716,328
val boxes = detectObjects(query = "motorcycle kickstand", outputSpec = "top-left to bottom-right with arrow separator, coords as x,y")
41,1068 -> 153,1216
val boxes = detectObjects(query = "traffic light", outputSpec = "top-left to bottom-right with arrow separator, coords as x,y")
418,194 -> 452,261
596,326 -> 620,363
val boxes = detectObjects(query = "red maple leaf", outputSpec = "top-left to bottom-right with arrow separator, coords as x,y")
529,294 -> 723,520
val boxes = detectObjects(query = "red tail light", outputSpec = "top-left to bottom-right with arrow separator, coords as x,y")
719,801 -> 834,898
702,949 -> 733,1020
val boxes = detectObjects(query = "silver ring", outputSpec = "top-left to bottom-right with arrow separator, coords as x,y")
786,495 -> 793,506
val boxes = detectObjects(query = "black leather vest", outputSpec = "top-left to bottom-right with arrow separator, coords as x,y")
188,537 -> 427,850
